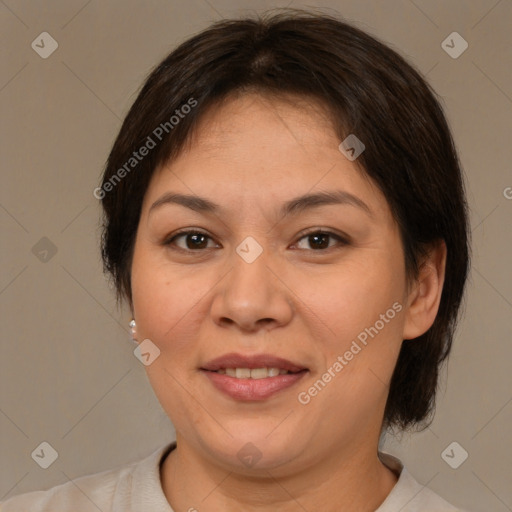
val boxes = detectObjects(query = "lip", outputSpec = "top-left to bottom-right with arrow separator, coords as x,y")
202,369 -> 308,401
200,352 -> 308,373
200,352 -> 309,401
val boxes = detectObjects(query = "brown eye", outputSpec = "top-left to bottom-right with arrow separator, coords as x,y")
165,231 -> 217,251
163,228 -> 348,253
294,230 -> 349,251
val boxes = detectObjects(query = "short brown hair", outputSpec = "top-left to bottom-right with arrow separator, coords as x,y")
99,9 -> 470,431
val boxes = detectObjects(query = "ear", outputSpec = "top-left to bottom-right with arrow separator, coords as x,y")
402,240 -> 447,340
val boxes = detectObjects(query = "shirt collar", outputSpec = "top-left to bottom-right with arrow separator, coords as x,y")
129,443 -> 431,512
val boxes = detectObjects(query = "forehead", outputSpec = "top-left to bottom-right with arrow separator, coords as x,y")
190,92 -> 337,151
142,93 -> 389,220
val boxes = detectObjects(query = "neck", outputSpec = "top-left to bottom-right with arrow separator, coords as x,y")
160,435 -> 398,512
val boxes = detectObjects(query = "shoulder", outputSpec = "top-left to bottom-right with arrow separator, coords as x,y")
0,443 -> 175,512
0,460 -> 139,512
377,451 -> 470,512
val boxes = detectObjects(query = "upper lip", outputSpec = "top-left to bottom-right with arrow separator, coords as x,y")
201,353 -> 308,373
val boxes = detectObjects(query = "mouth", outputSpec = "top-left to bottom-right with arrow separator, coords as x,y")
207,367 -> 303,379
200,353 -> 309,401
201,352 -> 308,373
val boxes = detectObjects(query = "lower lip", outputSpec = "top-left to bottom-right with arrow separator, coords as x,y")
201,370 -> 308,401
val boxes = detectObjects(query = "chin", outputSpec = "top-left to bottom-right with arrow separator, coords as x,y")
196,430 -> 304,472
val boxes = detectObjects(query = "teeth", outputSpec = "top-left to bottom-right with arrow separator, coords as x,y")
236,368 -> 251,379
217,367 -> 290,379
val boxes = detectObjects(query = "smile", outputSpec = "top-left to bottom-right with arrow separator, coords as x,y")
201,368 -> 308,400
214,367 -> 296,378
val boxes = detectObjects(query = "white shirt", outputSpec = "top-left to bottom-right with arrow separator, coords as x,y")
1,441 -> 468,511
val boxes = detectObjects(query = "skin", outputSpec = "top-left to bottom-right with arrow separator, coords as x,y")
130,92 -> 446,512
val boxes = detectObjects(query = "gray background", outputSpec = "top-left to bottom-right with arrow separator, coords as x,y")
1,1 -> 511,510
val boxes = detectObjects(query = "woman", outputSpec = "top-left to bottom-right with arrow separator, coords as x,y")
2,9 -> 470,511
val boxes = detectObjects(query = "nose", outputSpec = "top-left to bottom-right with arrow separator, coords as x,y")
210,242 -> 294,333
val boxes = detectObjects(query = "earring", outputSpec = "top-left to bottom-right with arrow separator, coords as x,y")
129,319 -> 137,342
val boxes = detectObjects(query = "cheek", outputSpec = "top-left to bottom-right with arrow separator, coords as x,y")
340,262 -> 406,399
130,248 -> 209,417
295,255 -> 404,347
294,248 -> 406,407
130,246 -> 214,353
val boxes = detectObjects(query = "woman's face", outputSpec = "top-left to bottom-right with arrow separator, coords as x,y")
131,93 -> 411,474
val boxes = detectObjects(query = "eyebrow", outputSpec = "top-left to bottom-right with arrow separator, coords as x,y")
149,189 -> 372,219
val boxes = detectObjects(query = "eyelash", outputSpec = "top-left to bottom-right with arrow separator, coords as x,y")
162,228 -> 350,254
